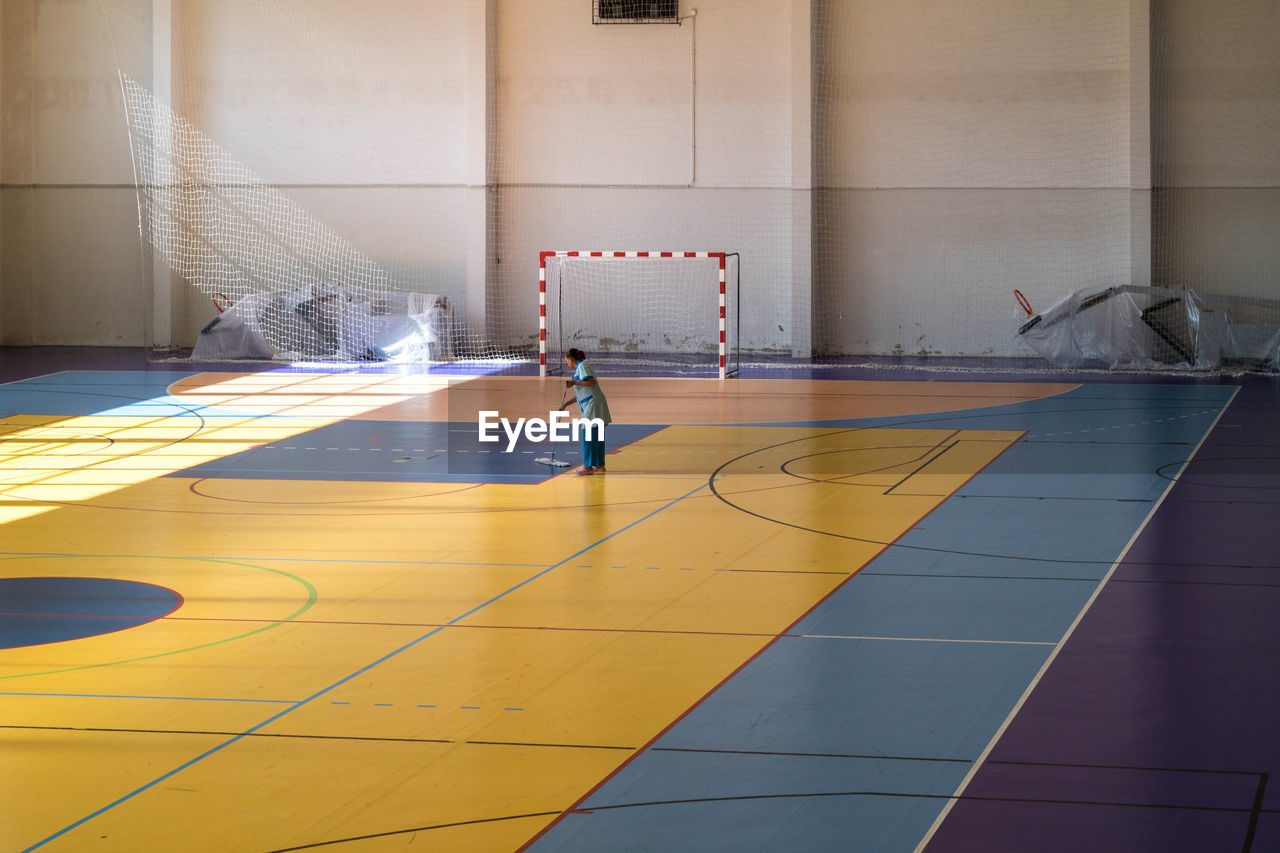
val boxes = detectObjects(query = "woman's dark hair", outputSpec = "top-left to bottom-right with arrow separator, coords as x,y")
566,347 -> 586,362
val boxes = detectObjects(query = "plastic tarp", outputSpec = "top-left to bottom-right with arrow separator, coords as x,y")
192,287 -> 455,362
1016,285 -> 1280,371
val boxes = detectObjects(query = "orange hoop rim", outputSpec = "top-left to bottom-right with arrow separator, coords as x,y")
212,292 -> 234,313
1014,289 -> 1034,318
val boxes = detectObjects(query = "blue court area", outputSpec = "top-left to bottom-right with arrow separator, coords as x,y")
529,382 -> 1241,852
543,639 -> 1049,852
0,371 -> 212,418
0,577 -> 182,649
174,420 -> 667,484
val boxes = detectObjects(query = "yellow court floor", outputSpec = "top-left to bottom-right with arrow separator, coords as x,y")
0,374 -> 1070,851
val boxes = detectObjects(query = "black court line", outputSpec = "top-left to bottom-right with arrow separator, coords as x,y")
720,568 -> 850,575
1184,442 -> 1280,448
1245,773 -> 1268,853
264,791 -> 1279,851
860,572 -> 1099,582
859,572 -> 1280,589
776,436 -> 961,491
0,388 -> 212,516
986,759 -> 1265,776
264,812 -> 563,852
0,724 -> 634,752
1112,578 -> 1280,588
957,494 -> 1154,503
977,762 -> 1272,853
883,441 -> 959,496
708,428 -> 1280,570
1167,497 -> 1280,506
651,746 -> 971,763
1156,458 -> 1280,487
466,739 -> 634,751
570,791 -> 1271,815
1024,439 -> 1192,445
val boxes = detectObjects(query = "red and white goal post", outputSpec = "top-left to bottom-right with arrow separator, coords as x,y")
539,250 -> 738,380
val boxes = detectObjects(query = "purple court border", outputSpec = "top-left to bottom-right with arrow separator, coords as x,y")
925,378 -> 1280,853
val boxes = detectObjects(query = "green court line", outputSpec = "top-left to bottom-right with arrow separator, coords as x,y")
0,554 -> 317,680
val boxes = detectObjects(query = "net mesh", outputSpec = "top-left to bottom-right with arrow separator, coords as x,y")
120,76 -> 425,362
1150,0 -> 1280,354
100,0 -> 519,365
80,0 -> 1277,372
542,253 -> 738,376
812,1 -> 1138,359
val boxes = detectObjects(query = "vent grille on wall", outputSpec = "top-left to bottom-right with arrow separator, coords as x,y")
593,1 -> 680,25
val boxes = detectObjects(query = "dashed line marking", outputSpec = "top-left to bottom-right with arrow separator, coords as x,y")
1027,408 -> 1216,440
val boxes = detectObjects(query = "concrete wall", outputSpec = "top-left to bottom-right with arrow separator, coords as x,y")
1,0 -> 150,346
492,0 -> 805,353
0,0 -> 483,348
813,0 -> 1140,356
1152,0 -> 1280,300
1,0 -> 5,336
0,0 -> 1275,356
148,0 -> 482,346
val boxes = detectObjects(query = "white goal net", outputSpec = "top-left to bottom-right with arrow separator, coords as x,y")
96,0 -> 526,367
540,252 -> 739,379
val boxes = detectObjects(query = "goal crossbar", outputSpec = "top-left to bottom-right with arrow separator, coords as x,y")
539,251 -> 732,380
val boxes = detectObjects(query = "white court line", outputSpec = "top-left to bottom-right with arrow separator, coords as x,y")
801,634 -> 1055,646
0,369 -> 76,389
911,385 -> 1240,853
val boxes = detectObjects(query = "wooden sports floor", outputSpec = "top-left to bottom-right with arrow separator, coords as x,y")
2,353 -> 1277,852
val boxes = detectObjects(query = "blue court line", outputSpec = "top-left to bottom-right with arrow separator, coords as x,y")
23,480 -> 711,852
0,691 -> 294,704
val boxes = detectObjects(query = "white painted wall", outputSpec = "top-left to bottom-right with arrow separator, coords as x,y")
0,0 -> 1275,357
174,0 -> 471,186
1152,0 -> 1280,300
1,0 -> 5,337
492,0 -> 804,354
836,2 -> 1133,189
1,0 -> 150,346
813,0 -> 1139,356
148,0 -> 482,345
